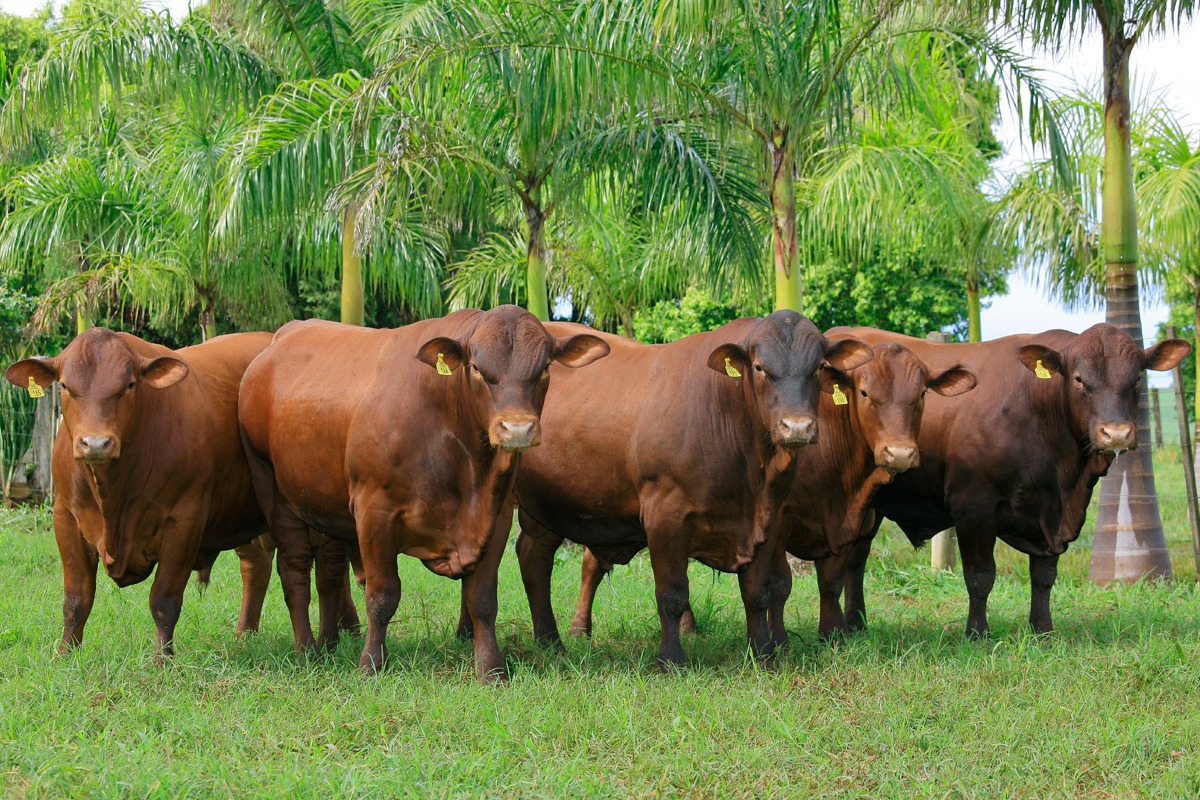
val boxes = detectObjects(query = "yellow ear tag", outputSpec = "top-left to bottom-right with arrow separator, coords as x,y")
1034,360 -> 1052,380
724,357 -> 742,379
26,377 -> 44,399
832,384 -> 848,406
435,353 -> 453,376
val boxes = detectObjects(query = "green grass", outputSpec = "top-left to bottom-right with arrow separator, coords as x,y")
3,449 -> 1200,799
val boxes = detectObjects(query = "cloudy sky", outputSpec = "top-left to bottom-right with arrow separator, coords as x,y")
1,0 -> 1198,350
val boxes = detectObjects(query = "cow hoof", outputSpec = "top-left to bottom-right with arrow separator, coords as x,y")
964,625 -> 989,640
566,621 -> 591,638
358,652 -> 386,674
477,667 -> 510,685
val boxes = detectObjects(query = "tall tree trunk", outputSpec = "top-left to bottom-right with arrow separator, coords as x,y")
75,302 -> 91,336
341,205 -> 364,326
1091,31 -> 1173,583
199,289 -> 217,342
966,269 -> 982,343
769,136 -> 801,312
1193,286 -> 1199,482
524,191 -> 550,322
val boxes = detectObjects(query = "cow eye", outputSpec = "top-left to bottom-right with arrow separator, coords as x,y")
1073,375 -> 1084,388
126,381 -> 136,392
859,389 -> 868,399
753,364 -> 763,373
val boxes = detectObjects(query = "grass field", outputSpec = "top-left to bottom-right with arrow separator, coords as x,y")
2,449 -> 1200,798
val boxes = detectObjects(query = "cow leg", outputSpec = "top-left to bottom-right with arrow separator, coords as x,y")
647,538 -> 690,669
455,585 -> 474,641
337,559 -> 361,635
1028,553 -> 1059,634
568,547 -> 611,638
271,505 -> 318,652
54,508 -> 98,652
958,526 -> 997,638
842,535 -> 875,632
514,513 -> 565,649
462,501 -> 513,684
357,508 -> 401,674
738,542 -> 782,662
148,522 -> 200,660
814,555 -> 848,641
766,546 -> 792,645
235,539 -> 273,636
314,538 -> 352,652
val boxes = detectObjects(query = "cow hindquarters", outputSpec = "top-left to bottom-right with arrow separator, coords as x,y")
514,512 -> 566,649
54,508 -> 98,652
462,499 -> 514,684
1029,553 -> 1059,634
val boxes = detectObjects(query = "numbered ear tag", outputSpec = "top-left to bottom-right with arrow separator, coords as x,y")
724,357 -> 742,378
832,384 -> 848,406
436,354 -> 453,376
26,377 -> 44,399
1034,360 -> 1052,379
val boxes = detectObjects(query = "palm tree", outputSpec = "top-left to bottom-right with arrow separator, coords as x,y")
0,0 -> 282,340
1137,111 -> 1200,444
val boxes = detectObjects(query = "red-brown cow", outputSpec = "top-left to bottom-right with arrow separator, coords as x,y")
831,324 -> 1190,636
512,312 -> 874,667
563,340 -> 976,644
4,329 -> 277,656
238,306 -> 608,682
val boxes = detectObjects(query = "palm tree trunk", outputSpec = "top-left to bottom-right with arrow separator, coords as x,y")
966,269 -> 982,343
341,205 -> 364,326
75,302 -> 91,336
769,137 -> 801,312
524,192 -> 550,322
199,290 -> 217,342
1091,31 -> 1172,583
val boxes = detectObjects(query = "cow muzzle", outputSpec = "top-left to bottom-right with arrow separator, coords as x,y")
877,442 -> 919,473
1095,422 -> 1136,454
491,415 -> 542,452
777,415 -> 818,447
75,435 -> 120,465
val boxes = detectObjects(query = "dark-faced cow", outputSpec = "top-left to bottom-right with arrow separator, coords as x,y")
238,306 -> 609,682
829,324 -> 1190,637
4,329 -> 275,657
562,340 -> 976,645
511,312 -> 873,667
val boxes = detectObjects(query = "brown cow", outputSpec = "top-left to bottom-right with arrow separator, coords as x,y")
563,340 -> 976,644
4,329 -> 277,656
238,306 -> 609,682
511,312 -> 873,667
831,324 -> 1190,637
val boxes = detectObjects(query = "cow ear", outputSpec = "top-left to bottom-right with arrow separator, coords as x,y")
417,337 -> 464,373
553,334 -> 610,368
1144,339 -> 1191,372
927,366 -> 976,397
140,356 -> 189,389
825,338 -> 873,372
707,343 -> 749,377
1018,344 -> 1062,377
5,357 -> 58,390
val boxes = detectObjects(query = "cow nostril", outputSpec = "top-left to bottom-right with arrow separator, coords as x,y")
779,416 -> 817,444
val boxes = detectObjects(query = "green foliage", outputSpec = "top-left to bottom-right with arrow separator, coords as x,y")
634,287 -> 766,343
805,246 -> 1007,339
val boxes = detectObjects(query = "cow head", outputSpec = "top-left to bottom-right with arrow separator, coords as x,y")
829,342 -> 976,473
707,310 -> 874,448
416,306 -> 609,452
5,328 -> 188,467
1018,323 -> 1191,454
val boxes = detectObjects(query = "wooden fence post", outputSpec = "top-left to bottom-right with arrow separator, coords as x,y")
1151,387 -> 1164,449
926,331 -> 956,571
1168,326 -> 1200,575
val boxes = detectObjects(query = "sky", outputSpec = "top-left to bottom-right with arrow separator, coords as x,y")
1,0 -> 1198,352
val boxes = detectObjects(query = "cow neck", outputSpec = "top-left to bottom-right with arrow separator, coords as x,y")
828,392 -> 894,553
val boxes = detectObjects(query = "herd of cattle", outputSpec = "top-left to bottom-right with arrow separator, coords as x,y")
4,307 -> 1191,682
